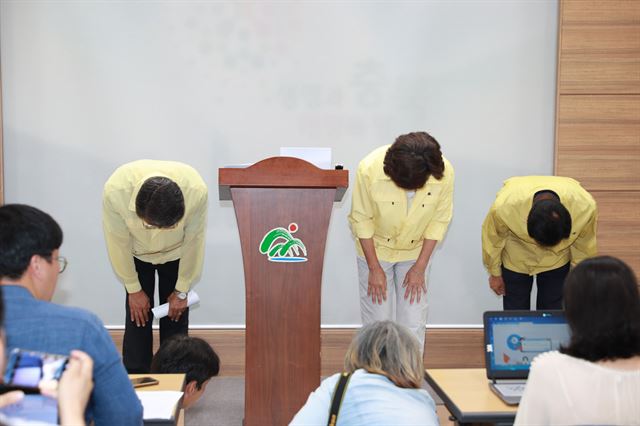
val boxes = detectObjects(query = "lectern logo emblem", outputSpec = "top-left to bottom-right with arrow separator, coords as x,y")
259,223 -> 308,263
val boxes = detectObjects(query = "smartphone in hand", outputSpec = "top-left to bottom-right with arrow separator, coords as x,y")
1,349 -> 66,424
3,348 -> 69,390
130,376 -> 160,388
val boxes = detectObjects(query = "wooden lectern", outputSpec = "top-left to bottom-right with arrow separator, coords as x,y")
219,157 -> 348,426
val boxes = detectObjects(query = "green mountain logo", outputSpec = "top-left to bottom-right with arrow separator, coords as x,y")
259,223 -> 308,263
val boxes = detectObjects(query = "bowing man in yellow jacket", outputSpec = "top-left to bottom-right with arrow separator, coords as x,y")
349,132 -> 454,349
482,176 -> 597,310
103,160 -> 208,373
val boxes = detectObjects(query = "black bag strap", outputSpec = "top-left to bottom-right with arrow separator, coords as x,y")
327,372 -> 352,426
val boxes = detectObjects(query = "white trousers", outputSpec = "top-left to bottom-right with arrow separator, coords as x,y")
357,256 -> 428,350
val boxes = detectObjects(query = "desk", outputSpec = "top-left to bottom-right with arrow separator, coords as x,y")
130,374 -> 185,426
425,369 -> 517,425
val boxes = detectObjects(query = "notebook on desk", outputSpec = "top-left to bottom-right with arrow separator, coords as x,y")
483,310 -> 570,405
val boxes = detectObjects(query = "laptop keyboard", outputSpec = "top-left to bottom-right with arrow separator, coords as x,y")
494,383 -> 526,397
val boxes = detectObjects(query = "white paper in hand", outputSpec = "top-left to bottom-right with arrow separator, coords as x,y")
152,290 -> 200,319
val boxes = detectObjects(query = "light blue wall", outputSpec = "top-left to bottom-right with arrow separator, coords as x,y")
1,1 -> 558,326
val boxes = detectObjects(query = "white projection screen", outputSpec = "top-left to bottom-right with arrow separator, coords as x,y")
1,1 -> 558,326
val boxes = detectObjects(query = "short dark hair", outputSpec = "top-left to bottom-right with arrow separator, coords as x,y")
383,131 -> 445,190
135,177 -> 185,228
150,335 -> 220,389
0,204 -> 63,280
561,256 -> 640,362
527,199 -> 571,246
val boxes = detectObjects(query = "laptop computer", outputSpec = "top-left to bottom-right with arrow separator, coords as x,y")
483,310 -> 570,405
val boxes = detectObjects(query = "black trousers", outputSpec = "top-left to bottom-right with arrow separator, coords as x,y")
123,257 -> 188,373
502,263 -> 570,310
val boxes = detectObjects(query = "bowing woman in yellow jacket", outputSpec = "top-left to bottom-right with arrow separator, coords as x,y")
348,132 -> 454,349
481,176 -> 597,310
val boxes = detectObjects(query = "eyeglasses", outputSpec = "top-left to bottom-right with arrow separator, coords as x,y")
57,256 -> 68,273
142,220 -> 179,230
142,220 -> 157,230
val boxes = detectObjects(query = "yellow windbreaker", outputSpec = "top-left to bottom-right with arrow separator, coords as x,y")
348,145 -> 454,263
482,176 -> 597,276
103,160 -> 208,293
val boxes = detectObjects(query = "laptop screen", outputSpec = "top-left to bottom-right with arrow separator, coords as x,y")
484,310 -> 570,380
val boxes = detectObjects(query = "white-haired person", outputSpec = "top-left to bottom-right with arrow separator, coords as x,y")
290,321 -> 438,425
515,255 -> 640,425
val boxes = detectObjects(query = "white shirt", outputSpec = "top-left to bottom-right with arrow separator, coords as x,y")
290,369 -> 438,426
515,351 -> 640,426
406,190 -> 416,212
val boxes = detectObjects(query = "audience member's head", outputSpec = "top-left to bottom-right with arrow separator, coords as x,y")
150,335 -> 220,408
527,197 -> 572,247
0,204 -> 64,301
344,320 -> 423,389
383,131 -> 444,190
561,256 -> 640,362
135,177 -> 185,228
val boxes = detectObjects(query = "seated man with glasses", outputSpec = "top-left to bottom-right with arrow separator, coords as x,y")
103,160 -> 208,373
0,204 -> 143,426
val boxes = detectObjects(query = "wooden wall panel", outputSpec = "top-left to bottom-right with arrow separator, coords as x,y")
109,328 -> 484,377
592,191 -> 640,273
320,328 -> 356,375
558,0 -> 640,94
423,329 -> 484,369
559,26 -> 640,94
557,0 -> 640,277
561,0 -> 640,25
555,95 -> 640,190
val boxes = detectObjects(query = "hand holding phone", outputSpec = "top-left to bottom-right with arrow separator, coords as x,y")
0,389 -> 25,407
3,349 -> 69,391
56,350 -> 94,426
1,349 -> 94,426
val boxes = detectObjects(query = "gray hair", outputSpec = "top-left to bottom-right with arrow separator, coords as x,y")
344,321 -> 424,389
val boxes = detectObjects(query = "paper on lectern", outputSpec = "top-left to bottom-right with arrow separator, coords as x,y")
151,290 -> 200,319
280,147 -> 332,169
